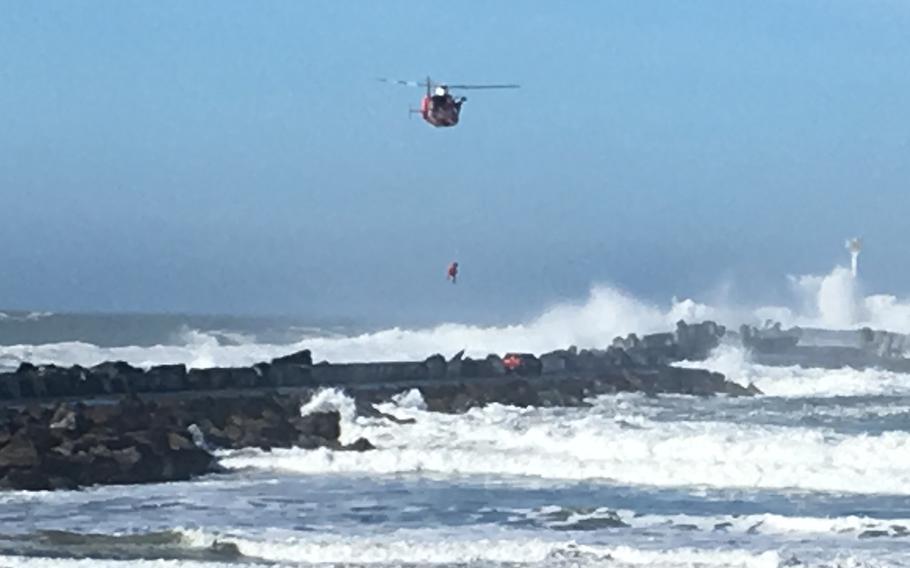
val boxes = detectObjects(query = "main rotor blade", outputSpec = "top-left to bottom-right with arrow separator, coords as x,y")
446,84 -> 520,90
377,78 -> 430,88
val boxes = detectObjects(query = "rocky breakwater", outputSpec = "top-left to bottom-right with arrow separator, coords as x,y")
0,393 -> 365,491
736,323 -> 910,372
0,320 -> 755,490
339,320 -> 759,412
0,320 -> 747,405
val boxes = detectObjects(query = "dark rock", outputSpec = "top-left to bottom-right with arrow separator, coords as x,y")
49,403 -> 86,433
167,432 -> 195,451
504,353 -> 543,377
0,468 -> 52,490
90,361 -> 142,395
424,354 -> 447,379
186,368 -> 220,391
16,362 -> 38,375
0,433 -> 40,467
0,373 -> 22,399
230,368 -> 259,389
540,351 -> 568,374
295,411 -> 341,441
146,365 -> 188,392
553,514 -> 628,531
265,363 -> 312,388
484,355 -> 507,376
344,437 -> 376,452
271,349 -> 313,367
38,365 -> 79,397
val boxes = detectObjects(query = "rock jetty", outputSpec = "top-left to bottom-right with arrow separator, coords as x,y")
0,320 -> 754,490
736,323 -> 910,372
0,394 -> 358,491
0,320 -> 738,403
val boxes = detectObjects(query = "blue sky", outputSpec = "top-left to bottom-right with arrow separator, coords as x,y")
1,1 -> 908,322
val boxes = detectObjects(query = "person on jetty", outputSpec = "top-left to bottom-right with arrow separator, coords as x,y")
447,261 -> 458,284
503,354 -> 522,373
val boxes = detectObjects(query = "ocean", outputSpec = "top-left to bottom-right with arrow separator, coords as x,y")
2,275 -> 910,567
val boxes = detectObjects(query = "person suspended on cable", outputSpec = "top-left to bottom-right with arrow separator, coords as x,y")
447,261 -> 458,284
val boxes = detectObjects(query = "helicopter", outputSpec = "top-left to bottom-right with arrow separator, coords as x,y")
379,76 -> 519,128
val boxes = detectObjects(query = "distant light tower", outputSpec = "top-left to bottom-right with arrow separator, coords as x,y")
846,238 -> 862,278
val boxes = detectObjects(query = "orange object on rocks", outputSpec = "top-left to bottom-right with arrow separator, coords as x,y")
503,354 -> 522,371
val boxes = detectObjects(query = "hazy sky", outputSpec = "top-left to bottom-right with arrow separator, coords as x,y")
2,1 -> 908,322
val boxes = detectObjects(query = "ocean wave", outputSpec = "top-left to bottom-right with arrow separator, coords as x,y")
219,390 -> 910,495
179,525 -> 783,567
0,285 -> 699,370
687,345 -> 910,398
178,524 -> 910,567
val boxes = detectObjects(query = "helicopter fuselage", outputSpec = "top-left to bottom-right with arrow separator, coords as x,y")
420,94 -> 464,127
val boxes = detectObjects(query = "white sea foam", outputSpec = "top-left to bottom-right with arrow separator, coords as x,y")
181,526 -> 783,567
618,510 -> 910,538
218,390 -> 910,495
0,558 -> 266,568
179,524 -> 910,567
0,285 -> 705,370
688,345 -> 910,397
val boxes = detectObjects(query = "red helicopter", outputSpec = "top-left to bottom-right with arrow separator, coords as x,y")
380,76 -> 519,128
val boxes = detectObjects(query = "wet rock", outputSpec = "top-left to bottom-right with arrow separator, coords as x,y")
544,508 -> 628,531
264,363 -> 313,388
0,372 -> 22,399
540,351 -> 568,374
295,411 -> 341,441
484,354 -> 506,376
344,437 -> 376,452
49,403 -> 86,433
90,361 -> 143,390
0,392 -> 358,491
0,433 -> 40,468
503,353 -> 543,377
271,349 -> 313,367
424,354 -> 447,379
146,365 -> 187,392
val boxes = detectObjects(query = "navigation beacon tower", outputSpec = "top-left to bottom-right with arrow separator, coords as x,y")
845,238 -> 862,278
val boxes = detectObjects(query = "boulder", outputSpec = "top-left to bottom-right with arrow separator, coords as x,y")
344,437 -> 376,452
264,363 -> 312,388
90,361 -> 143,394
503,353 -> 543,377
271,349 -> 313,367
294,411 -> 341,442
146,365 -> 188,392
424,354 -> 447,379
0,432 -> 40,468
540,351 -> 568,374
0,373 -> 21,399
